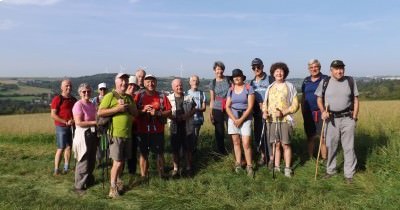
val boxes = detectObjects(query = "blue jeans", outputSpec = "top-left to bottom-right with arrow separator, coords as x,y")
55,126 -> 72,149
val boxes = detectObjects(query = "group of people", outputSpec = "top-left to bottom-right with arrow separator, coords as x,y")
50,58 -> 359,198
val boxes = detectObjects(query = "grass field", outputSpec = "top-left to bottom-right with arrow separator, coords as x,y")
0,100 -> 399,209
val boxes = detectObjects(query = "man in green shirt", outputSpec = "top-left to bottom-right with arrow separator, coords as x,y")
98,73 -> 137,198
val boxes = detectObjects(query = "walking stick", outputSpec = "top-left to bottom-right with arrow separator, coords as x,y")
71,125 -> 76,171
272,116 -> 279,179
314,104 -> 328,180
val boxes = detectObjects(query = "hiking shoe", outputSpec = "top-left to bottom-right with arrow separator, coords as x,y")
284,167 -> 293,178
267,160 -> 274,170
323,173 -> 336,179
53,170 -> 60,176
74,188 -> 86,196
234,163 -> 242,174
171,169 -> 179,179
185,168 -> 194,178
257,158 -> 266,166
246,166 -> 255,178
116,180 -> 124,193
273,166 -> 281,172
108,186 -> 120,199
345,178 -> 353,184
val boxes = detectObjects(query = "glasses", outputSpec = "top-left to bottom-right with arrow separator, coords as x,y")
81,90 -> 91,94
252,65 -> 262,70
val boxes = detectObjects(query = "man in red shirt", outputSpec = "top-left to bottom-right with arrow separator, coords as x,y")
50,79 -> 77,175
134,74 -> 172,179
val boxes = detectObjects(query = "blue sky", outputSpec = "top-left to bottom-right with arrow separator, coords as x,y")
0,0 -> 399,79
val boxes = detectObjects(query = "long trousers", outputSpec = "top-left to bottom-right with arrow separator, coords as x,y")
212,109 -> 227,154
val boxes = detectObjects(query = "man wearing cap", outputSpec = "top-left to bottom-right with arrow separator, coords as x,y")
98,73 -> 138,198
134,74 -> 172,179
126,75 -> 140,178
315,60 -> 359,184
249,58 -> 274,168
92,82 -> 108,108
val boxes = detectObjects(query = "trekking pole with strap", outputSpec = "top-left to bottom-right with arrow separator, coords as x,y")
315,104 -> 329,180
259,119 -> 268,168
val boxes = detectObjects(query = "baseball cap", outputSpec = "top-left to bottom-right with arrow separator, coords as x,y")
98,82 -> 107,89
115,73 -> 129,79
330,60 -> 345,68
251,58 -> 263,66
144,74 -> 156,80
128,75 -> 137,84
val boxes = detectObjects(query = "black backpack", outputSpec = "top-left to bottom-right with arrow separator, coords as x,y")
321,76 -> 355,111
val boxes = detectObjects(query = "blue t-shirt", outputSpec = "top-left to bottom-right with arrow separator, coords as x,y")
227,84 -> 254,120
186,89 -> 207,125
250,73 -> 270,104
302,74 -> 328,111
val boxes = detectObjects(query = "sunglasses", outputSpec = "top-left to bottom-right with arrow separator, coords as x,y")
81,90 -> 91,94
252,65 -> 262,70
99,88 -> 107,91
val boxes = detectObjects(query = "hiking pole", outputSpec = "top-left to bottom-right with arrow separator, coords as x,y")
71,125 -> 76,171
272,116 -> 279,179
100,132 -> 106,189
314,104 -> 329,180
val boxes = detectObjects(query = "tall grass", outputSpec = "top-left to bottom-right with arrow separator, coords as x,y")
0,100 -> 399,209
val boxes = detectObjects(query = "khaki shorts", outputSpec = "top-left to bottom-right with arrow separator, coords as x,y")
267,122 -> 293,144
109,136 -> 132,161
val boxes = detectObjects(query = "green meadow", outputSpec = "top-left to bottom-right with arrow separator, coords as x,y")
0,100 -> 399,209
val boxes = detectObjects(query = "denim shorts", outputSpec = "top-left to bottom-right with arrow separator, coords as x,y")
55,126 -> 73,149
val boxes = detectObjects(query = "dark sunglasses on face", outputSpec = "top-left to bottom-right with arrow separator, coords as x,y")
252,65 -> 262,70
81,90 -> 91,94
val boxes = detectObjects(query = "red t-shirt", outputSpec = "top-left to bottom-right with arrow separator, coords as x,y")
134,91 -> 171,134
51,95 -> 77,126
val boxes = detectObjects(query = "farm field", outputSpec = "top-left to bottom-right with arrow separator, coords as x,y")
0,100 -> 399,209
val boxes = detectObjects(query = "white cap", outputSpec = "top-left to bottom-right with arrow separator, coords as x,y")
115,72 -> 129,79
144,74 -> 156,80
128,75 -> 137,84
98,82 -> 107,89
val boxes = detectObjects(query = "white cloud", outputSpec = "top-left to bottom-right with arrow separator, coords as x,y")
342,19 -> 381,30
0,19 -> 16,30
2,0 -> 62,6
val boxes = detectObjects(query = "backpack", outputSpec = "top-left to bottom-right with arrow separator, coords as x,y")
55,94 -> 77,115
322,76 -> 355,111
137,91 -> 167,124
228,83 -> 251,98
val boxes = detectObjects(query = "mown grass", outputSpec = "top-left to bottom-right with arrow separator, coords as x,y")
0,100 -> 399,209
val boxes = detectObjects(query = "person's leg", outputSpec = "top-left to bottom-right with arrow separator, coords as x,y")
170,134 -> 180,172
54,126 -> 66,174
74,154 -> 88,190
283,144 -> 292,168
341,118 -> 357,179
274,142 -> 281,168
127,134 -> 138,175
231,134 -> 241,165
242,135 -> 252,166
326,120 -> 340,175
253,108 -> 265,163
63,127 -> 72,171
54,149 -> 63,174
213,109 -> 226,154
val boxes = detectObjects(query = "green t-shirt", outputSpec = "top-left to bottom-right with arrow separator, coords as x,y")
99,91 -> 136,138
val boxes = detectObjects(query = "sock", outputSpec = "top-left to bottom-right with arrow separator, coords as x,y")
54,168 -> 59,173
111,181 -> 116,188
64,164 -> 69,171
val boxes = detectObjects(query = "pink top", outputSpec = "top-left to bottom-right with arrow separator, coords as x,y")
72,100 -> 97,122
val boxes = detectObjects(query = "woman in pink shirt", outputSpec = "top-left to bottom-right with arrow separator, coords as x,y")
72,83 -> 99,195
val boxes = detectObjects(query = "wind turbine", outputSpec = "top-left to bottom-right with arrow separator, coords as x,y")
179,63 -> 184,78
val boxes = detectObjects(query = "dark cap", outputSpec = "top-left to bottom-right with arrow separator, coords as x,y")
330,60 -> 345,68
230,69 -> 246,81
251,58 -> 263,66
